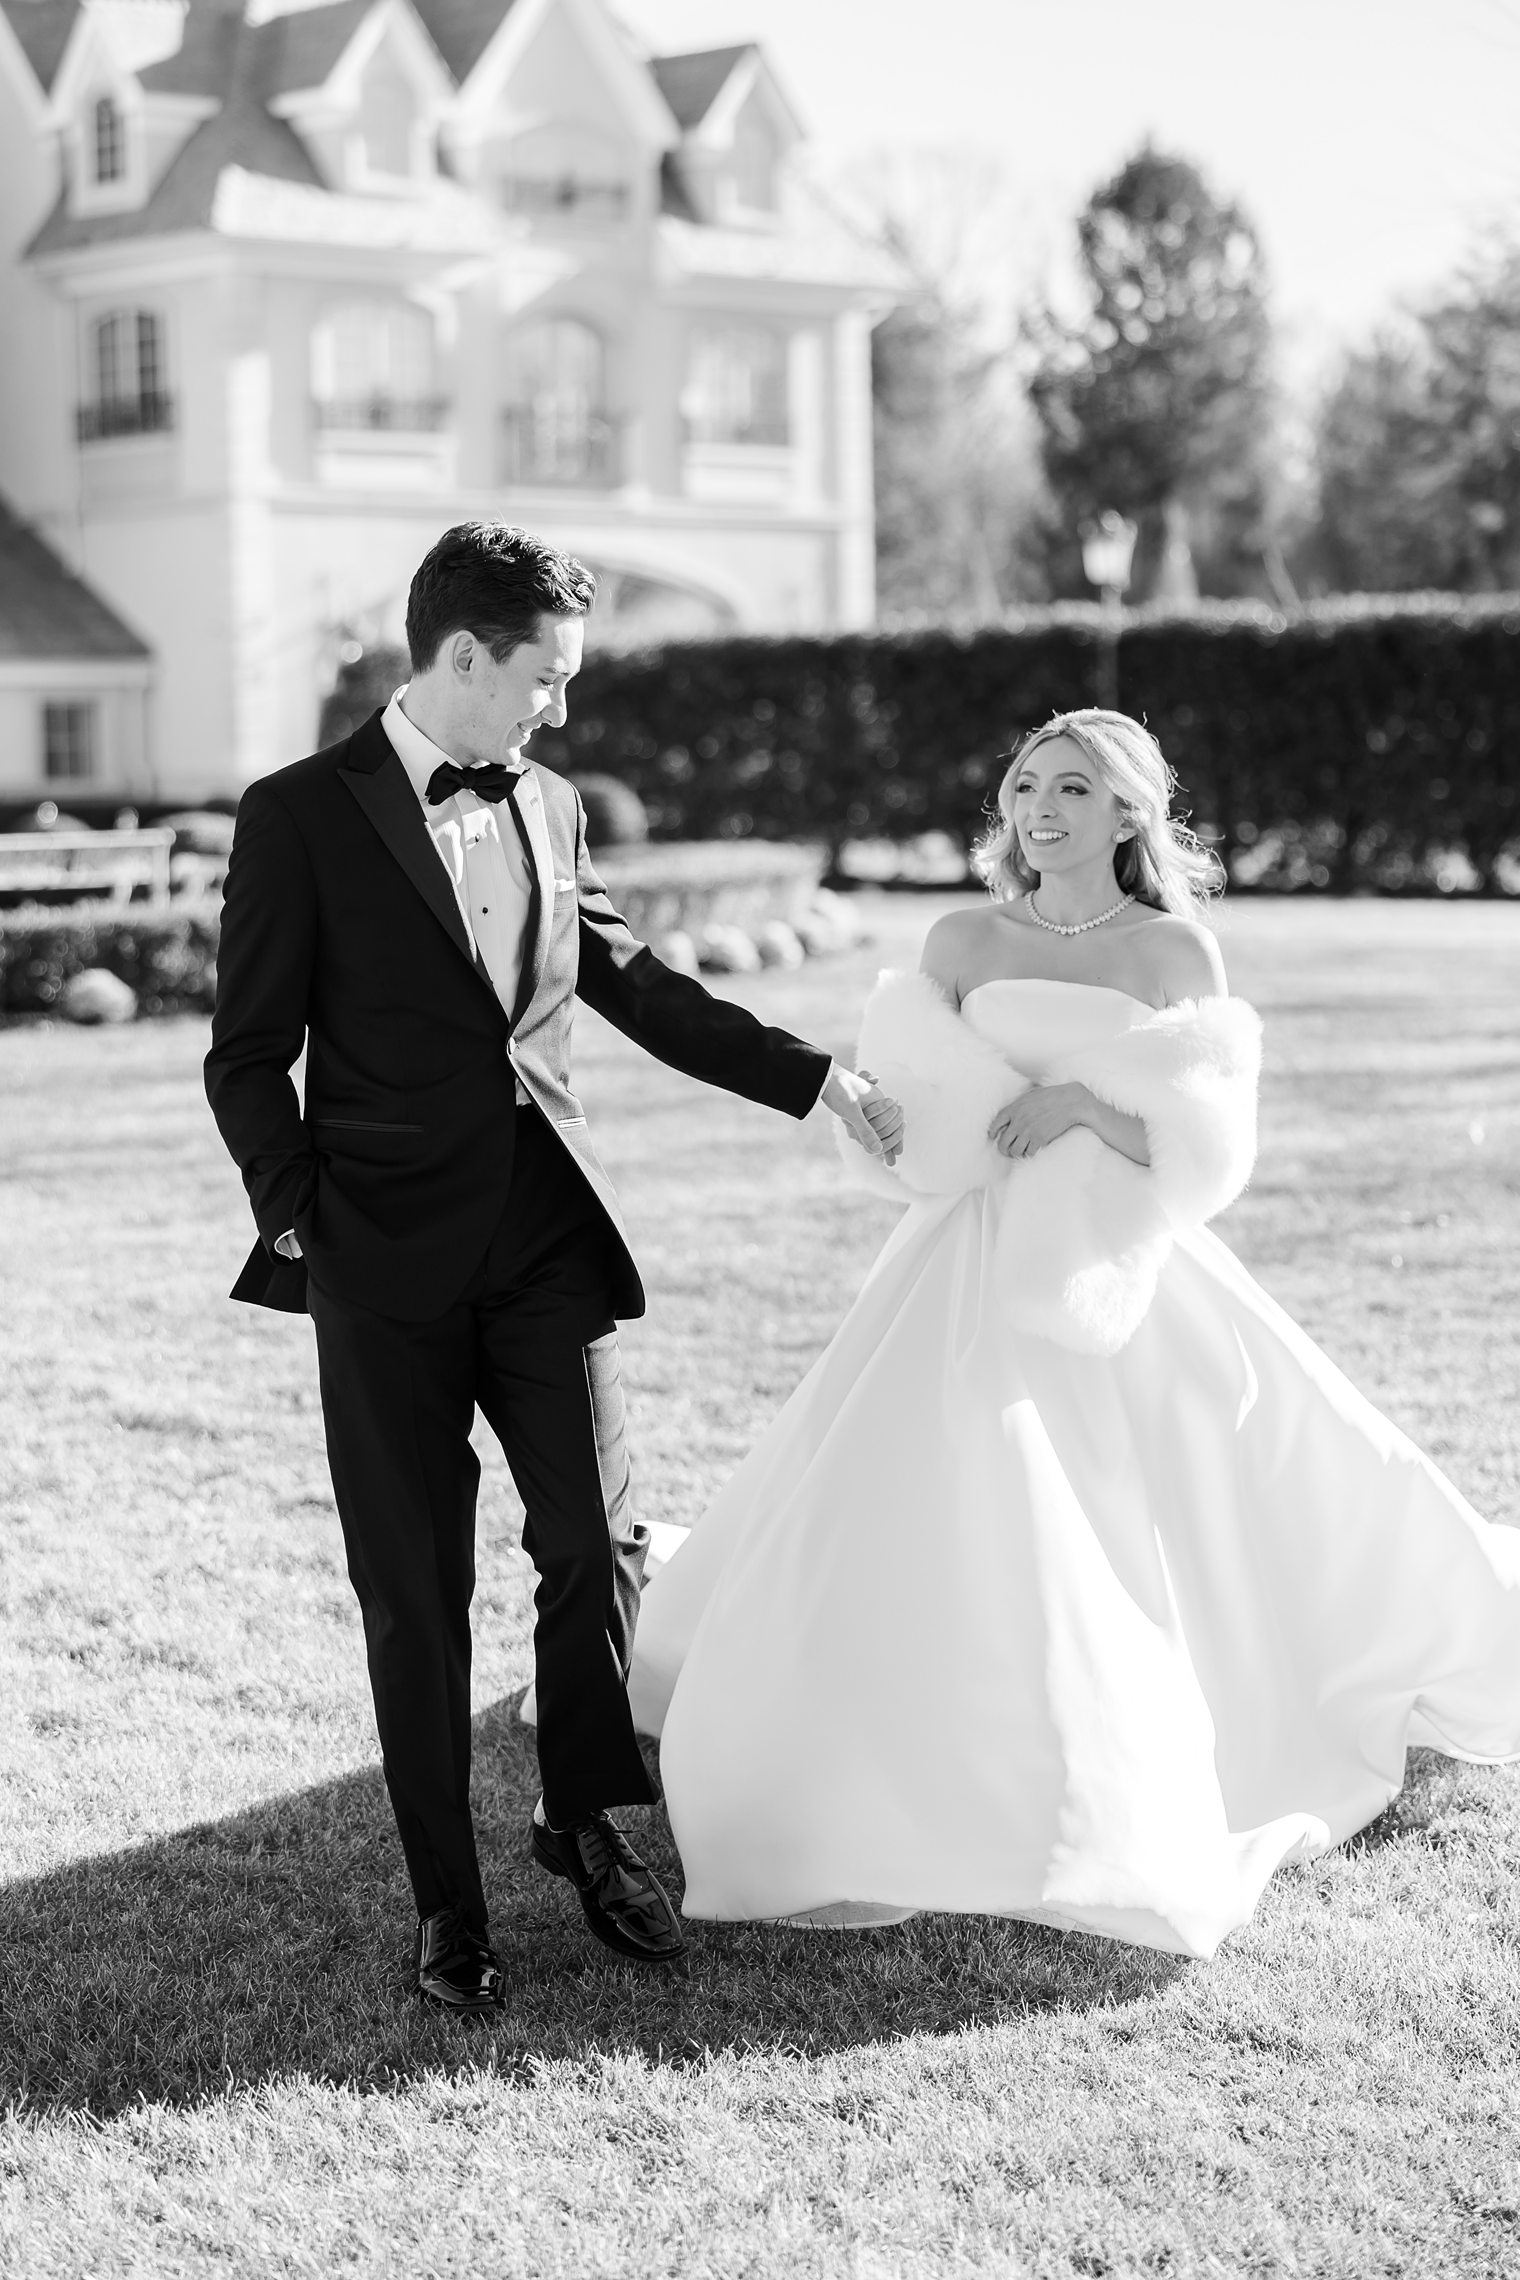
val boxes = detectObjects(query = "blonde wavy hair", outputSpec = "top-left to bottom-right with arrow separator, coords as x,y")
972,708 -> 1223,921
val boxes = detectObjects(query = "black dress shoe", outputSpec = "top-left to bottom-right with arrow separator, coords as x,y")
531,1812 -> 687,1965
414,1905 -> 505,2012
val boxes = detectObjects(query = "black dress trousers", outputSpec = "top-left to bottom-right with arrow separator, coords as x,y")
307,1105 -> 655,1931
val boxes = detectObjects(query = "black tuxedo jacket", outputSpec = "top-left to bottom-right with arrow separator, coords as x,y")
204,710 -> 831,1322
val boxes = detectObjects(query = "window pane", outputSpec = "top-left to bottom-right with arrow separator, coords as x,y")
136,311 -> 162,398
359,45 -> 416,175
43,703 -> 96,781
684,326 -> 788,444
498,123 -> 628,219
313,301 -> 435,399
730,102 -> 777,210
94,96 -> 123,185
512,319 -> 603,414
95,313 -> 123,405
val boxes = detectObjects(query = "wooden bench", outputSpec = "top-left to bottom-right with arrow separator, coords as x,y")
0,828 -> 174,904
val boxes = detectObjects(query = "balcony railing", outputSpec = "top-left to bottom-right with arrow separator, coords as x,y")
75,391 -> 175,443
500,408 -> 620,488
501,176 -> 629,223
681,411 -> 790,448
312,394 -> 451,433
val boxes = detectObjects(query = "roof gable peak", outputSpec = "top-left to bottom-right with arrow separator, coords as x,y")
649,40 -> 802,152
258,0 -> 454,112
448,0 -> 675,149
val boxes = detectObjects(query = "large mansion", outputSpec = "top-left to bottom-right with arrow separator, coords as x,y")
0,0 -> 894,802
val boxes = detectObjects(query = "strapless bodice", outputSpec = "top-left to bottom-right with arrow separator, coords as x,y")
962,978 -> 1152,1080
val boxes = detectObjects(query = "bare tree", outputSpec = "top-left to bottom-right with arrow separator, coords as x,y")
827,150 -> 1052,620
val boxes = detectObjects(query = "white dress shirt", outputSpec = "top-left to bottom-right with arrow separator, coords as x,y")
380,686 -> 536,1021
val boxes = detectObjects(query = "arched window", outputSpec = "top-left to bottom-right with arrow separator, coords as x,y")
78,309 -> 170,440
93,94 -> 125,186
683,325 -> 788,446
502,319 -> 613,485
310,301 -> 443,430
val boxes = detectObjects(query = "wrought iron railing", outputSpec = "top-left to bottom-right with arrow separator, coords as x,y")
75,392 -> 175,442
681,410 -> 790,448
500,176 -> 629,222
312,394 -> 451,433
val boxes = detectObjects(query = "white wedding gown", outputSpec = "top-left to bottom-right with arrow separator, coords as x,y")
628,980 -> 1520,1958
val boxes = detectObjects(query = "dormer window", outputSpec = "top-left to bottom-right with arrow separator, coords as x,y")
498,123 -> 630,224
93,94 -> 125,185
728,99 -> 778,214
69,82 -> 144,216
356,41 -> 421,180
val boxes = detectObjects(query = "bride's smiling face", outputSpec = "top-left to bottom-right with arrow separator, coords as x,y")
1009,736 -> 1128,875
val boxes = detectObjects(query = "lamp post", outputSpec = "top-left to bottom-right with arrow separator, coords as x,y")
1081,510 -> 1138,711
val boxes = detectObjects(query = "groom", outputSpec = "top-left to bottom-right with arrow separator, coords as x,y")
205,521 -> 901,2009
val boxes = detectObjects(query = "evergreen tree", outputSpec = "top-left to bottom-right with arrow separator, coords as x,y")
1026,146 -> 1277,601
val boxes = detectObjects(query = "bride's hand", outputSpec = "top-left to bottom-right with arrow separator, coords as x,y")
989,1083 -> 1093,1159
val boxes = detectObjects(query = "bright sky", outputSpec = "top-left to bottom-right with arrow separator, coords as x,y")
626,0 -> 1520,385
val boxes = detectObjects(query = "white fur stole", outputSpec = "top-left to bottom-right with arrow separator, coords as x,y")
837,967 -> 1261,1355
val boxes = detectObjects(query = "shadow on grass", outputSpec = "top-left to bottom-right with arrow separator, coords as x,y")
3,1700 -> 1190,2118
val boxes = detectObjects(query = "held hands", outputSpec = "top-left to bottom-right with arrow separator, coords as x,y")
822,1063 -> 905,1164
988,1082 -> 1093,1160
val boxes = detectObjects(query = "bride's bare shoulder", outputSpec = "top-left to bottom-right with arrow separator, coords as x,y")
921,899 -> 1020,991
922,898 -> 1024,954
1132,910 -> 1228,1000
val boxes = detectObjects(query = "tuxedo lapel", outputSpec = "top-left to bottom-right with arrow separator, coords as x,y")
507,767 -> 556,1020
338,717 -> 492,989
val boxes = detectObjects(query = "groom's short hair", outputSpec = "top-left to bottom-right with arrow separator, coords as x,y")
406,522 -> 596,672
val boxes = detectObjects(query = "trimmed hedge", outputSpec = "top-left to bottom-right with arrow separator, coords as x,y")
1119,599 -> 1520,890
0,904 -> 218,1016
534,616 -> 1100,853
529,596 -> 1520,892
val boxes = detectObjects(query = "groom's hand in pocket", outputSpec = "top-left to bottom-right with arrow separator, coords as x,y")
821,1064 -> 905,1164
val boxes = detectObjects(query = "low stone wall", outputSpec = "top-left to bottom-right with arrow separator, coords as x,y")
0,842 -> 854,1018
594,840 -> 826,942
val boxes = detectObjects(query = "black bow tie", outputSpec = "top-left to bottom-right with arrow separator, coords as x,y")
424,760 -> 519,806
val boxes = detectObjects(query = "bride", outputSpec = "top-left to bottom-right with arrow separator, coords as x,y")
626,707 -> 1520,1959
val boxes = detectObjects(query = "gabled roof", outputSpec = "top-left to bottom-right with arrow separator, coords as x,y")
409,0 -> 520,83
138,0 -> 240,99
0,0 -> 81,94
19,3 -> 820,257
30,13 -> 322,253
0,496 -> 150,659
648,43 -> 753,131
253,0 -> 375,99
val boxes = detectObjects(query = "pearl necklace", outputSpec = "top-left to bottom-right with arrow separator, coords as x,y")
1027,890 -> 1136,936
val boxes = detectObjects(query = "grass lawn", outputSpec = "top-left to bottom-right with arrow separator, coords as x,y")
3,890 -> 1520,2278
